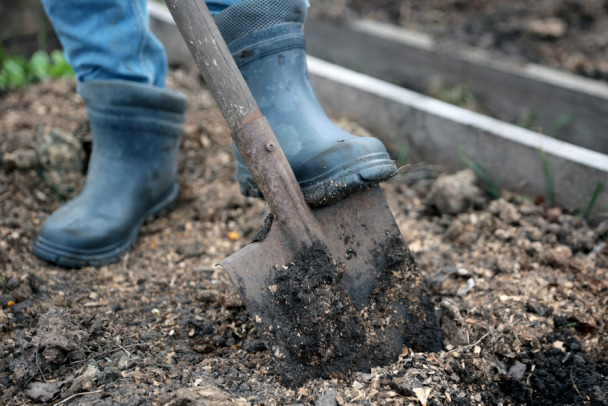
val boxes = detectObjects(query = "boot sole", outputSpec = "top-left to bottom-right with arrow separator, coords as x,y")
237,152 -> 397,206
31,183 -> 179,268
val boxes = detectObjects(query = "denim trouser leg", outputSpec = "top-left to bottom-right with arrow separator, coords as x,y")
207,0 -> 247,15
41,0 -> 247,86
41,0 -> 168,86
42,0 -> 310,86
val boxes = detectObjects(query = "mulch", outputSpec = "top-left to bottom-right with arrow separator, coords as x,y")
1,68 -> 607,405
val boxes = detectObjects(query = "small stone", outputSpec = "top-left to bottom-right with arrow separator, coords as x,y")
118,355 -> 142,371
196,289 -> 219,302
244,339 -> 266,353
566,339 -> 581,352
545,207 -> 563,222
525,300 -> 549,317
508,361 -> 527,380
2,149 -> 37,170
489,199 -> 521,224
7,277 -> 20,290
26,382 -> 63,402
0,308 -> 8,323
428,170 -> 483,215
495,257 -> 514,273
0,294 -> 15,307
541,245 -> 572,267
596,221 -> 608,237
526,18 -> 567,39
213,335 -> 226,347
97,367 -> 122,384
572,354 -> 586,365
316,390 -> 337,406
35,125 -> 86,198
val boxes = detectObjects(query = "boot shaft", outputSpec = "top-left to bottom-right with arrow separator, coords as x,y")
78,80 -> 188,197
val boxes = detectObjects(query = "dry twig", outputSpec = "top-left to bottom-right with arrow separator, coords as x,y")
444,332 -> 492,356
54,389 -> 103,405
35,350 -> 47,383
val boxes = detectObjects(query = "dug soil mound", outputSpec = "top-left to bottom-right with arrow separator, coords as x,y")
1,72 -> 608,404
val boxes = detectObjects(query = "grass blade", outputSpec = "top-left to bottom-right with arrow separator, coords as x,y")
458,149 -> 500,199
540,149 -> 554,206
582,181 -> 604,221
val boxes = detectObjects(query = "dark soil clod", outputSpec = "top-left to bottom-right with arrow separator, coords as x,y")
261,235 -> 441,387
498,318 -> 608,405
264,241 -> 367,386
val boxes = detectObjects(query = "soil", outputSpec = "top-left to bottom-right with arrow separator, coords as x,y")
261,231 -> 441,388
309,0 -> 608,82
265,241 -> 367,388
2,71 -> 608,405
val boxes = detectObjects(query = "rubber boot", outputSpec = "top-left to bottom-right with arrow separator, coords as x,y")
214,0 -> 397,206
32,80 -> 188,268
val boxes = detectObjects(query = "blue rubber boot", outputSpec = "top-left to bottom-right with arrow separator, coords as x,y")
215,0 -> 397,206
32,80 -> 187,268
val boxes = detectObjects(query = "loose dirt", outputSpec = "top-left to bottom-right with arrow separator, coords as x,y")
260,231 -> 441,388
1,71 -> 608,405
265,241 -> 366,388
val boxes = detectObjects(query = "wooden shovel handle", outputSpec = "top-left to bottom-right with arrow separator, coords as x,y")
165,0 -> 321,248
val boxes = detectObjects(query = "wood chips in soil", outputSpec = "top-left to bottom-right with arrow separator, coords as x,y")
1,72 -> 608,405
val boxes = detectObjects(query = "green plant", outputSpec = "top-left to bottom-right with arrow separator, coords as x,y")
545,112 -> 574,137
516,109 -> 540,131
0,48 -> 74,90
540,149 -> 554,206
429,78 -> 481,112
458,149 -> 500,199
517,110 -> 574,137
581,181 -> 604,221
396,142 -> 409,166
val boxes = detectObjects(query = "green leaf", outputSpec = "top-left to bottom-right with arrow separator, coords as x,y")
0,49 -> 73,90
50,49 -> 65,65
545,112 -> 574,137
0,69 -> 8,89
459,149 -> 500,199
2,58 -> 28,89
49,50 -> 74,78
582,181 -> 604,221
540,149 -> 554,206
29,50 -> 52,81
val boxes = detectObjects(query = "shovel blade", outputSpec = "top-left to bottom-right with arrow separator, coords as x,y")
220,186 -> 441,387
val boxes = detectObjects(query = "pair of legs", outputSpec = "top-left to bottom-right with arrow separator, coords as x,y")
34,0 -> 397,267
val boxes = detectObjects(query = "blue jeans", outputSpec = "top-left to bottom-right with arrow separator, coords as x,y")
41,0 -> 250,87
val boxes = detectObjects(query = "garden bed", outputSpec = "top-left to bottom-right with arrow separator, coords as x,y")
148,2 -> 608,223
1,72 -> 608,405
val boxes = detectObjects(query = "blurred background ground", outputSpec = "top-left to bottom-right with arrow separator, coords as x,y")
310,0 -> 608,81
2,0 -> 607,82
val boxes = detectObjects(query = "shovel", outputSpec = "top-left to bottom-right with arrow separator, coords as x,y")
166,0 -> 442,387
